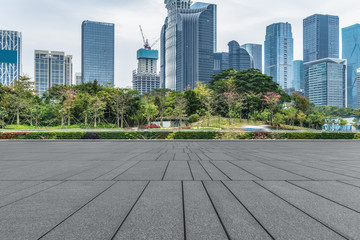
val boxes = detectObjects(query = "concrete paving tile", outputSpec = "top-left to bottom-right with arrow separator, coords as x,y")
184,181 -> 228,240
199,161 -> 230,180
96,161 -> 139,180
41,181 -> 147,240
113,181 -> 183,240
258,181 -> 360,239
188,161 -> 211,180
157,153 -> 175,161
174,153 -> 190,161
0,181 -> 43,197
204,181 -> 272,240
116,161 -> 168,181
224,181 -> 345,240
212,161 -> 260,180
290,181 -> 360,212
205,153 -> 237,161
232,161 -> 309,180
164,161 -> 193,181
66,161 -> 127,180
0,181 -> 112,240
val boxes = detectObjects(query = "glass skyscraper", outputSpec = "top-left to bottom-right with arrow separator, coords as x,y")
265,22 -> 294,89
228,41 -> 254,71
358,68 -> 360,107
241,43 -> 262,72
213,52 -> 229,75
303,14 -> 339,96
342,24 -> 360,108
293,60 -> 304,91
305,58 -> 347,108
162,1 -> 216,91
0,30 -> 22,86
82,20 -> 114,86
34,50 -> 73,96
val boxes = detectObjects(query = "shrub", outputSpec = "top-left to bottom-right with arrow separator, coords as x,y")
145,124 -> 161,129
189,114 -> 200,123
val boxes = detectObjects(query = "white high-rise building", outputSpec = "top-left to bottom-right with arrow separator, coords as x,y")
132,49 -> 160,95
0,30 -> 22,86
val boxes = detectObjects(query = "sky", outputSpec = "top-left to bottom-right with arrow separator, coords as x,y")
1,0 -> 360,88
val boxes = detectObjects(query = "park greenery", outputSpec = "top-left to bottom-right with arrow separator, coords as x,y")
0,69 -> 359,130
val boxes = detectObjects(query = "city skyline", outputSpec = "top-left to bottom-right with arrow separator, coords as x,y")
1,0 -> 360,88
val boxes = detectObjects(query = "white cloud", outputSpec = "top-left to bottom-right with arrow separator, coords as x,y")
1,0 -> 359,87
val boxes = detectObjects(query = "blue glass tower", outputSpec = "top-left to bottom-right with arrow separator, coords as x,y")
241,43 -> 262,72
264,22 -> 294,89
342,24 -> 360,108
81,20 -> 114,86
162,1 -> 216,91
228,41 -> 254,71
293,60 -> 304,91
303,14 -> 339,96
213,52 -> 229,74
0,30 -> 22,86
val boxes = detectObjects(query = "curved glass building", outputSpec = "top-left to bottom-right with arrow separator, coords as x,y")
162,1 -> 216,91
228,41 -> 254,71
265,22 -> 294,90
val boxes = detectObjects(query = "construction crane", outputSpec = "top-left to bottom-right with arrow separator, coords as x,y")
139,25 -> 160,50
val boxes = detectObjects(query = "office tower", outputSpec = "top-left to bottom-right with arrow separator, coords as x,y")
133,49 -> 160,95
228,41 -> 254,71
305,58 -> 347,107
82,20 -> 114,86
34,50 -> 73,96
161,1 -> 217,91
265,22 -> 294,89
303,14 -> 339,96
75,73 -> 82,85
0,30 -> 22,86
342,24 -> 360,108
213,52 -> 229,74
241,43 -> 262,71
358,68 -> 360,107
160,21 -> 167,89
293,60 -> 304,91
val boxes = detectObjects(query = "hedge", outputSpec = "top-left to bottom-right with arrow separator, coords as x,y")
1,131 -> 360,140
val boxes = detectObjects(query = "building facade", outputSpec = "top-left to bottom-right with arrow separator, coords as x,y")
133,49 -> 160,95
213,52 -> 229,74
161,1 -> 216,91
0,30 -> 22,86
34,50 -> 73,96
342,24 -> 360,108
241,43 -> 262,72
82,20 -> 114,86
358,68 -> 360,107
303,14 -> 339,96
265,22 -> 294,89
228,41 -> 253,71
75,73 -> 82,85
293,60 -> 304,91
305,58 -> 347,108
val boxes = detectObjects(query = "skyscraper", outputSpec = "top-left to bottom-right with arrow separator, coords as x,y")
133,49 -> 160,95
303,14 -> 339,96
342,24 -> 360,108
305,58 -> 347,108
34,50 -> 73,96
293,60 -> 304,91
358,68 -> 360,107
0,30 -> 22,86
161,1 -> 216,91
213,52 -> 229,74
228,41 -> 254,71
75,73 -> 82,85
265,22 -> 294,89
82,20 -> 114,86
241,43 -> 262,72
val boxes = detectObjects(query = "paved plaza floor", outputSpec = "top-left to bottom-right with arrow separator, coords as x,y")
0,140 -> 360,240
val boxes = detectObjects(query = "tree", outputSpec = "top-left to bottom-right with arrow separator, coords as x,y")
297,111 -> 307,128
151,89 -> 171,127
283,107 -> 297,127
263,92 -> 281,125
61,89 -> 77,126
273,113 -> 285,129
291,93 -> 312,113
89,95 -> 106,128
174,93 -> 188,128
306,114 -> 318,129
112,89 -> 138,128
194,82 -> 216,127
141,96 -> 158,128
0,108 -> 8,128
